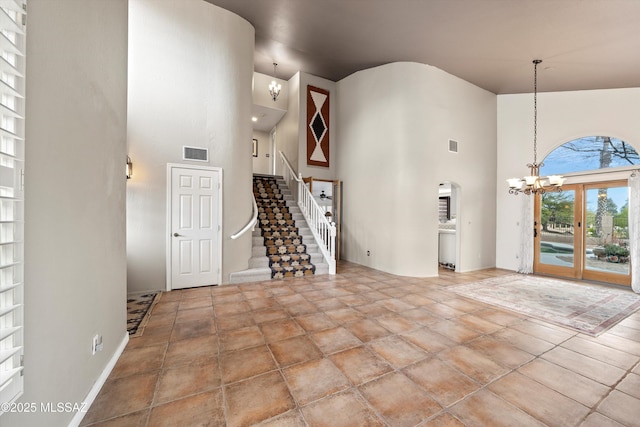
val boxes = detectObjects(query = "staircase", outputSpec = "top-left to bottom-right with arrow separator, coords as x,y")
229,175 -> 329,284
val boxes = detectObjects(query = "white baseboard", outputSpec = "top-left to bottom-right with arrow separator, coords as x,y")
68,332 -> 129,427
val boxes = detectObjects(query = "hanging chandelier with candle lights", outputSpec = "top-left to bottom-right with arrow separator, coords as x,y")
507,59 -> 564,195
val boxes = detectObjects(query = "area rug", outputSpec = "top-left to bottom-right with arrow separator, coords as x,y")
127,292 -> 161,337
449,274 -> 640,336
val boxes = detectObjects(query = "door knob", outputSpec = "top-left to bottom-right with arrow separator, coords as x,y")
173,232 -> 183,237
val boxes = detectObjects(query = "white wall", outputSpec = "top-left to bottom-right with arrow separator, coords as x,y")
4,1 -> 128,425
276,72 -> 301,177
127,0 -> 254,291
496,87 -> 640,271
252,129 -> 271,174
336,62 -> 497,276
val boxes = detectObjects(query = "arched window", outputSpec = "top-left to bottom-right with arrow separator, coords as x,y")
540,136 -> 640,176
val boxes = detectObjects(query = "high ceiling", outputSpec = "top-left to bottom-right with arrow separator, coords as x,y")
206,0 -> 640,94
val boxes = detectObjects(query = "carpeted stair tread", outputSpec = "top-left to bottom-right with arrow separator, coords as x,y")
253,176 -> 317,279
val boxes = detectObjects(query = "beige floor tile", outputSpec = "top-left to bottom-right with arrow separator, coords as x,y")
429,319 -> 482,344
109,343 -> 166,379
438,346 -> 509,384
457,313 -> 503,334
330,346 -> 393,385
616,372 -> 640,398
283,358 -> 350,405
153,361 -> 221,405
220,344 -> 277,384
216,311 -> 255,331
489,371 -> 590,426
269,335 -> 323,367
345,318 -> 393,342
174,306 -> 213,324
252,308 -> 290,324
473,308 -> 523,326
579,412 -> 626,427
422,413 -> 466,427
450,389 -> 546,427
311,326 -> 362,354
259,319 -> 305,343
375,313 -> 418,333
561,335 -> 639,370
178,296 -> 212,311
219,325 -> 265,353
401,327 -> 457,354
325,306 -> 366,323
518,359 -> 610,407
82,372 -> 158,425
225,371 -> 295,426
163,334 -> 218,368
301,390 -> 385,427
247,296 -> 280,311
491,327 -> 556,355
257,409 -> 307,427
126,325 -> 173,350
403,357 -> 480,406
81,410 -> 149,427
466,335 -> 535,368
541,346 -> 627,386
369,335 -> 429,368
597,390 -> 640,426
169,317 -> 216,342
359,372 -> 442,427
294,312 -> 337,332
510,319 -> 576,344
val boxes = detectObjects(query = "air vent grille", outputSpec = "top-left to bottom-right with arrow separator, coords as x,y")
183,146 -> 208,162
448,139 -> 458,153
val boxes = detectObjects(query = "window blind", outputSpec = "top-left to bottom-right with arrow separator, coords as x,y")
0,0 -> 25,412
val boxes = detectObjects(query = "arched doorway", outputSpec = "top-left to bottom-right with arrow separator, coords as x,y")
438,182 -> 460,272
533,136 -> 639,286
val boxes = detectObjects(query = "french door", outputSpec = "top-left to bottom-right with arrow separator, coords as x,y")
534,180 -> 631,286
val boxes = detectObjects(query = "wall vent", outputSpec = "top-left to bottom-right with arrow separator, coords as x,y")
183,146 -> 209,162
448,139 -> 458,153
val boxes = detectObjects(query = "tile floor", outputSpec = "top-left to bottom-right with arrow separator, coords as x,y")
81,262 -> 640,427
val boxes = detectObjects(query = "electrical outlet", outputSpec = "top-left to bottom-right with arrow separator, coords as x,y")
367,250 -> 370,256
92,334 -> 103,355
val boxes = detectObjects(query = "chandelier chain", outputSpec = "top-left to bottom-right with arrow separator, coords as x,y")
533,59 -> 539,165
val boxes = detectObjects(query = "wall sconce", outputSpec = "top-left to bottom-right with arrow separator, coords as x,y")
126,156 -> 133,180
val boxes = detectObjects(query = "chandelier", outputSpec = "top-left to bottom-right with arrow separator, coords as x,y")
507,59 -> 564,195
268,62 -> 282,102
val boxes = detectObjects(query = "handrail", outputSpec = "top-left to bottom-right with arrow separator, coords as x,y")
230,193 -> 258,240
279,151 -> 336,274
279,152 -> 302,183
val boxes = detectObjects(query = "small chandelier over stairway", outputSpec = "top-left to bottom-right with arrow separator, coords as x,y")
269,62 -> 282,102
507,59 -> 564,195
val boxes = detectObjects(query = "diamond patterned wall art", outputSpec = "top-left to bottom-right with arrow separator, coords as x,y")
306,85 -> 330,167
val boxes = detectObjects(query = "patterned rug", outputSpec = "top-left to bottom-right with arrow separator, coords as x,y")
254,176 -> 316,278
127,292 -> 161,337
450,274 -> 640,336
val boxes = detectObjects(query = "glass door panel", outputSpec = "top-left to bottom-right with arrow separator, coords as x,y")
583,182 -> 630,285
534,186 -> 580,278
534,181 -> 631,287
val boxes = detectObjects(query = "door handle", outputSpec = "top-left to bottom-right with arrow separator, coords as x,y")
173,232 -> 183,237
533,221 -> 538,238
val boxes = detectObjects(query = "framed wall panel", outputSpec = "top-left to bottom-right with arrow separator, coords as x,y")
306,85 -> 330,167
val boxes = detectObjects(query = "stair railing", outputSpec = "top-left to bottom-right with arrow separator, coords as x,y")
230,193 -> 258,240
279,151 -> 336,274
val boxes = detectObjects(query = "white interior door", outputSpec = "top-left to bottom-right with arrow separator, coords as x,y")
169,165 -> 221,289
